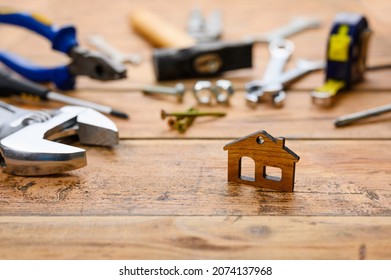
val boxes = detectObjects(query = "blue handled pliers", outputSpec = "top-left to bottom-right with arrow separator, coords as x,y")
0,11 -> 127,90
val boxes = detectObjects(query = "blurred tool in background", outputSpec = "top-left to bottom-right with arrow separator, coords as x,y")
246,39 -> 294,107
0,101 -> 119,176
0,68 -> 129,119
130,7 -> 195,48
312,12 -> 371,107
161,107 -> 226,133
87,35 -> 142,66
152,41 -> 253,80
244,17 -> 321,44
335,103 -> 391,127
0,11 -> 126,90
193,79 -> 234,105
186,7 -> 222,43
130,8 -> 253,81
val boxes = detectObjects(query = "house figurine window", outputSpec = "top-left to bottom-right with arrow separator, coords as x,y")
223,130 -> 300,192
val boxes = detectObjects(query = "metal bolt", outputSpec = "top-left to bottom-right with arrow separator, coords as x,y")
143,83 -> 186,102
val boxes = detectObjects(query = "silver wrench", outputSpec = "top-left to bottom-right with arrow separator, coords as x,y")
245,39 -> 294,106
262,39 -> 294,82
244,17 -> 321,43
0,102 -> 118,176
87,35 -> 142,65
246,59 -> 325,106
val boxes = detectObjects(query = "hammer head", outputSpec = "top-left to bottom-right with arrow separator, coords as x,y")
0,104 -> 118,176
153,41 -> 253,81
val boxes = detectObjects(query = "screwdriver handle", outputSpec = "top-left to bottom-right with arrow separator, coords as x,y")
0,68 -> 49,99
0,11 -> 78,53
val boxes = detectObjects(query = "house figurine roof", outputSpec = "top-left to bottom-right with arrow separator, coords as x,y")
223,130 -> 300,162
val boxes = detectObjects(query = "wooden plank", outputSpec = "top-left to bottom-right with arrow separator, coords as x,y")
1,140 -> 390,216
2,89 -> 390,140
0,216 -> 390,259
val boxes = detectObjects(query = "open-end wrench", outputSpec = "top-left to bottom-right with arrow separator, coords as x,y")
262,39 -> 295,82
246,59 -> 325,106
0,101 -> 118,176
245,39 -> 294,105
247,59 -> 325,90
244,17 -> 321,43
87,35 -> 142,65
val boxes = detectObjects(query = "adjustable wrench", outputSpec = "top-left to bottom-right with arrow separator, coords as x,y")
246,59 -> 325,106
245,39 -> 294,105
0,102 -> 118,176
245,17 -> 321,43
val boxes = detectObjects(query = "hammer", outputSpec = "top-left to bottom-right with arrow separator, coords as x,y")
130,8 -> 253,81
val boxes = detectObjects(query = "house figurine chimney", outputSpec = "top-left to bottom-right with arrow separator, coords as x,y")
277,137 -> 285,147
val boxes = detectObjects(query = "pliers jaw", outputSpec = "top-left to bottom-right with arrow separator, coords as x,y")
68,46 -> 127,81
0,12 -> 127,90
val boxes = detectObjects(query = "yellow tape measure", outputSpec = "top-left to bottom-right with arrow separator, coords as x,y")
312,13 -> 371,107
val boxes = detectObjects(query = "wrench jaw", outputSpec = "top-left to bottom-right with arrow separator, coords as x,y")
245,81 -> 263,107
263,84 -> 286,108
272,91 -> 286,107
245,93 -> 260,108
245,82 -> 286,108
74,107 -> 119,147
0,139 -> 86,176
0,106 -> 119,176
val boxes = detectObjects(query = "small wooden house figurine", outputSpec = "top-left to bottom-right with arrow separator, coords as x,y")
223,130 -> 300,192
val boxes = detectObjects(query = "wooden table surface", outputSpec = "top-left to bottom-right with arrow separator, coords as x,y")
1,0 -> 390,259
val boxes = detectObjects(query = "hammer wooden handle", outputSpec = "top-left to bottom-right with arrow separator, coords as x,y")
130,8 -> 195,48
